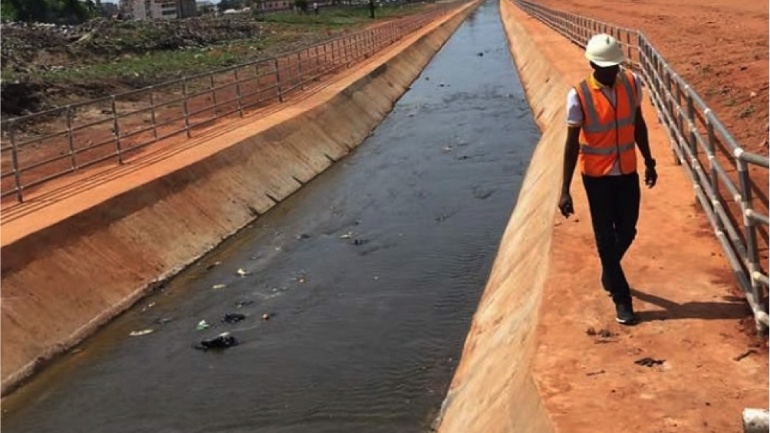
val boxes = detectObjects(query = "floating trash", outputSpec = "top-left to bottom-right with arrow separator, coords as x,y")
212,284 -> 227,290
196,332 -> 238,351
222,313 -> 246,324
196,320 -> 210,331
129,329 -> 154,337
235,300 -> 254,308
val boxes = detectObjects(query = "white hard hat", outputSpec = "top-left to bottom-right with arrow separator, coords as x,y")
585,34 -> 625,67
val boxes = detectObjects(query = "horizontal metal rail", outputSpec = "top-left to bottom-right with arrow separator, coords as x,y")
512,0 -> 769,330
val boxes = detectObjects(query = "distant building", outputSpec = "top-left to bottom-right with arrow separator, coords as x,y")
258,0 -> 293,12
119,0 -> 197,20
196,0 -> 216,15
178,0 -> 197,17
101,2 -> 120,17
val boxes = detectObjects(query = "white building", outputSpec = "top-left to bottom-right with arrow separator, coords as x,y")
119,0 -> 196,20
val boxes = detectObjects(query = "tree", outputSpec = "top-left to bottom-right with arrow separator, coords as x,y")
1,0 -> 49,21
294,0 -> 308,13
60,0 -> 90,23
0,0 -> 93,23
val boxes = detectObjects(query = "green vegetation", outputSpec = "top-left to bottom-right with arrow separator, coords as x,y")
1,0 -> 98,23
2,3 -> 427,83
4,46 -> 253,85
0,2 -> 431,114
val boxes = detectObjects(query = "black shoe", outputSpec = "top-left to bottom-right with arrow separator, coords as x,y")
615,302 -> 637,325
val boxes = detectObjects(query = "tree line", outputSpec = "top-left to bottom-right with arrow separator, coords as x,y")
1,0 -> 103,23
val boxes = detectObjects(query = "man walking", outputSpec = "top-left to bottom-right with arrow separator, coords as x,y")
558,34 -> 658,325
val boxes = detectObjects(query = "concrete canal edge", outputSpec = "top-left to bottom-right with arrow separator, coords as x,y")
434,0 -> 567,431
0,0 -> 480,397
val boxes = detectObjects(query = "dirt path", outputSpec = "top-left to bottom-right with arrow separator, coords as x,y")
499,2 -> 768,432
531,0 -> 769,157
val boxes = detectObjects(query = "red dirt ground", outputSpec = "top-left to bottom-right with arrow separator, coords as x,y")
532,0 -> 769,157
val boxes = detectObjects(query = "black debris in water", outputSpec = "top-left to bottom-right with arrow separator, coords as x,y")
196,333 -> 239,351
222,313 -> 246,324
235,300 -> 254,308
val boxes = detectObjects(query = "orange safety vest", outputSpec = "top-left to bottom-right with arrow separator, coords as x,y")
575,71 -> 639,177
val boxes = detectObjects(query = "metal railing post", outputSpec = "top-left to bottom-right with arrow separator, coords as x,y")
65,106 -> 77,169
705,115 -> 719,197
234,67 -> 244,117
323,42 -> 329,71
626,31 -> 632,64
274,58 -> 284,103
685,89 -> 697,159
9,121 -> 24,203
149,87 -> 159,141
345,36 -> 351,65
298,52 -> 304,90
738,158 -> 762,293
111,96 -> 124,164
255,63 -> 262,104
314,46 -> 321,77
181,78 -> 192,137
209,73 -> 218,116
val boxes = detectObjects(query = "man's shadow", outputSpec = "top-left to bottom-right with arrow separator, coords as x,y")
631,288 -> 751,322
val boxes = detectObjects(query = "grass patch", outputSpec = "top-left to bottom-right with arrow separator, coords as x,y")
5,43 -> 263,85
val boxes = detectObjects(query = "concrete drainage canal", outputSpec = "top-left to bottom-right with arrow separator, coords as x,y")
2,1 -> 541,432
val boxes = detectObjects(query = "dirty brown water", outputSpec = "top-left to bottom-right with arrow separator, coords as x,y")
2,2 -> 540,432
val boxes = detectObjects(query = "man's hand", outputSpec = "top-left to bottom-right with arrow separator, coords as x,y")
558,192 -> 574,218
644,159 -> 657,188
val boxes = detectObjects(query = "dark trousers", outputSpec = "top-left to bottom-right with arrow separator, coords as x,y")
582,172 -> 641,305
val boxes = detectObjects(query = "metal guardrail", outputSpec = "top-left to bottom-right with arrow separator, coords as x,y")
0,2 -> 460,205
513,0 -> 770,330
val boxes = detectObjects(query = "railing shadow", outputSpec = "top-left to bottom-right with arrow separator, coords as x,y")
632,288 -> 751,322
